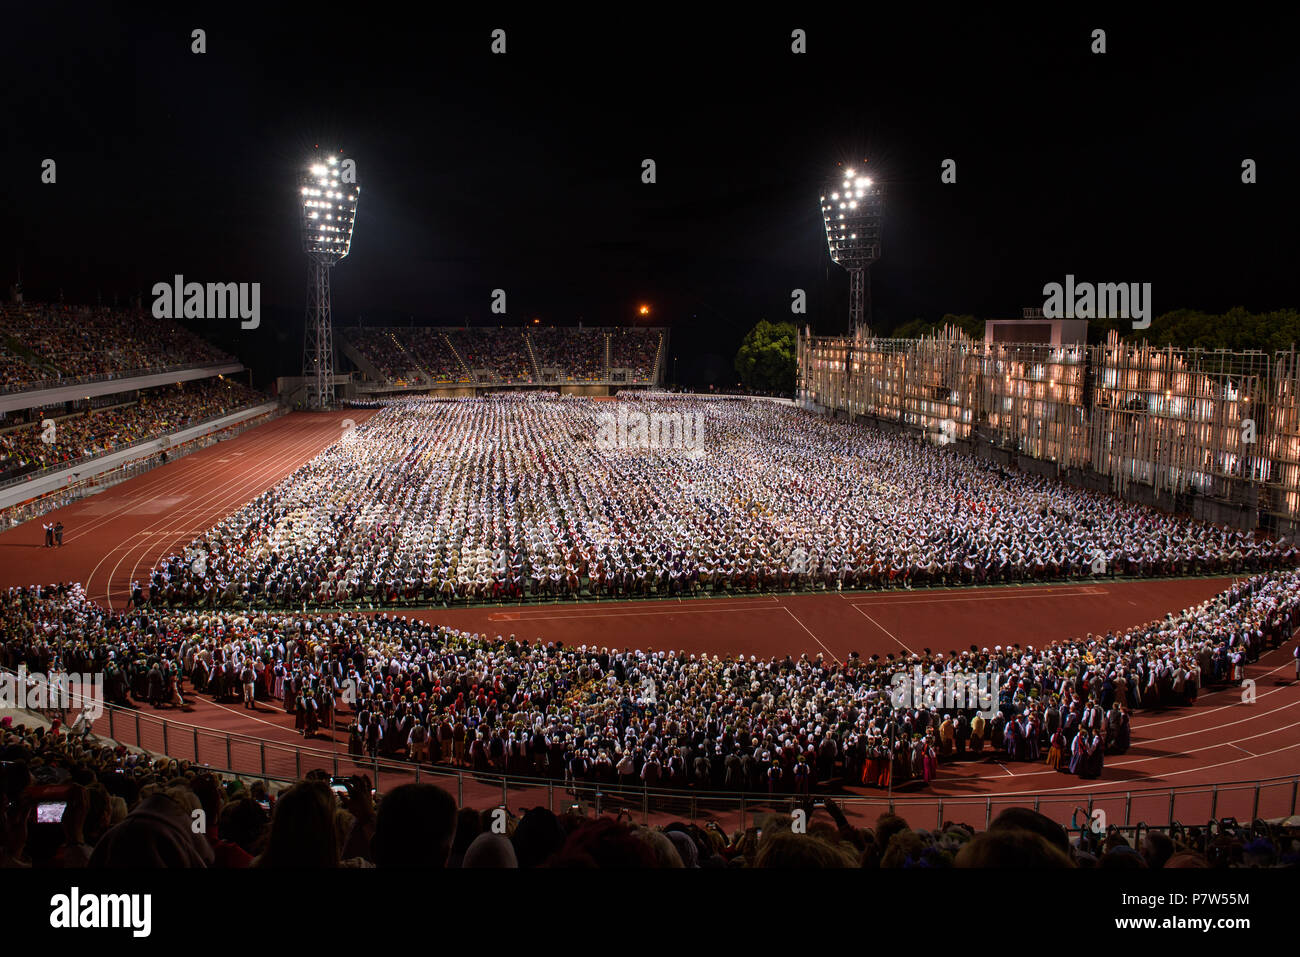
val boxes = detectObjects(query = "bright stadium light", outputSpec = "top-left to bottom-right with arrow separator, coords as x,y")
299,148 -> 359,410
821,163 -> 884,335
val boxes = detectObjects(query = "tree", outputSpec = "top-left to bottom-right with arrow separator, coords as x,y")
889,314 -> 982,340
735,319 -> 798,393
1102,308 -> 1300,351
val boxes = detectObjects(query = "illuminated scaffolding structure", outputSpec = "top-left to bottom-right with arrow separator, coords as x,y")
800,328 -> 1300,529
1268,348 -> 1300,519
976,340 -> 1091,467
1088,332 -> 1269,499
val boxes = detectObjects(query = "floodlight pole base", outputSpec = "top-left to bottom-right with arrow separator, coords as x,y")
302,258 -> 336,411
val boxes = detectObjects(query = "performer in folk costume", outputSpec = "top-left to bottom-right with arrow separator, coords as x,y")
1045,728 -> 1067,771
292,689 -> 306,730
1113,706 -> 1131,753
921,737 -> 938,784
1068,729 -> 1087,775
302,692 -> 320,738
1083,731 -> 1105,779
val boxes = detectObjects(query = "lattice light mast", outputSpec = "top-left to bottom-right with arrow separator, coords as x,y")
299,152 -> 359,410
820,167 -> 883,336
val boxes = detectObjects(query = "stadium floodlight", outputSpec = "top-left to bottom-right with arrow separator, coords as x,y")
821,165 -> 883,336
299,149 -> 359,410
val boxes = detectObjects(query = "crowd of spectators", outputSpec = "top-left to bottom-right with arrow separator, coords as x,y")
343,326 -> 663,386
0,304 -> 231,393
142,395 -> 1293,608
0,378 -> 266,482
341,328 -> 422,382
398,329 -> 464,381
0,348 -> 39,392
529,327 -> 606,380
446,328 -> 535,381
610,328 -> 662,379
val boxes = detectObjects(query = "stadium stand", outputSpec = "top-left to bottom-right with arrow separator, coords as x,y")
609,327 -> 662,379
445,328 -> 535,381
0,378 -> 266,484
0,304 -> 233,394
529,327 -> 606,381
341,326 -> 664,386
396,328 -> 465,382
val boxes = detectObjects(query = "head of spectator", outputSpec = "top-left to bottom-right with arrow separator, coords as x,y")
511,807 -> 565,868
632,827 -> 685,867
218,797 -> 269,858
756,830 -> 856,868
989,807 -> 1070,856
462,832 -> 518,868
1163,850 -> 1210,868
370,783 -> 457,869
1140,829 -> 1176,869
253,781 -> 338,868
955,829 -> 1074,868
89,783 -> 215,868
546,818 -> 658,868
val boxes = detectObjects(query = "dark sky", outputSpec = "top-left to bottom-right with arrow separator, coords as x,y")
3,6 -> 1297,386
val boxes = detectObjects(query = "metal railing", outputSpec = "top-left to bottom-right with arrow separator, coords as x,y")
0,359 -> 235,397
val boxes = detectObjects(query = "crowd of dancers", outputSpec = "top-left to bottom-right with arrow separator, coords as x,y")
4,568 -> 1297,795
141,396 -> 1294,609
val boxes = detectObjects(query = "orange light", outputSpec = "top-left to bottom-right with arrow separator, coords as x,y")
638,304 -> 650,316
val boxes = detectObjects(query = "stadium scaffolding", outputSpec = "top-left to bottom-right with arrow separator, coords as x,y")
801,328 -> 1300,529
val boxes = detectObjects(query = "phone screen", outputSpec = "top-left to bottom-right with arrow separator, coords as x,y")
37,801 -> 67,824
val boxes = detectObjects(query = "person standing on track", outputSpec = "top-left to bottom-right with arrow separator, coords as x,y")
43,521 -> 53,547
241,661 -> 257,710
54,521 -> 64,547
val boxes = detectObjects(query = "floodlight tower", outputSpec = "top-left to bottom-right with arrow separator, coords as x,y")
820,167 -> 884,336
299,152 -> 359,410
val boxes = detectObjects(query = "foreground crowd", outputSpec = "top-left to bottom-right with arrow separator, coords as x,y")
144,396 -> 1293,608
0,735 -> 1295,868
4,568 -> 1298,798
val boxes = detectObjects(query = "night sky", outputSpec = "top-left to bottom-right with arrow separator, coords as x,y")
3,6 -> 1297,387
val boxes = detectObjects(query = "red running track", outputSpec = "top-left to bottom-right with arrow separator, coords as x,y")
1,409 -> 1298,829
0,410 -> 373,607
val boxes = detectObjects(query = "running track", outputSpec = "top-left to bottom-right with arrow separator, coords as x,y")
1,409 -> 1298,828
